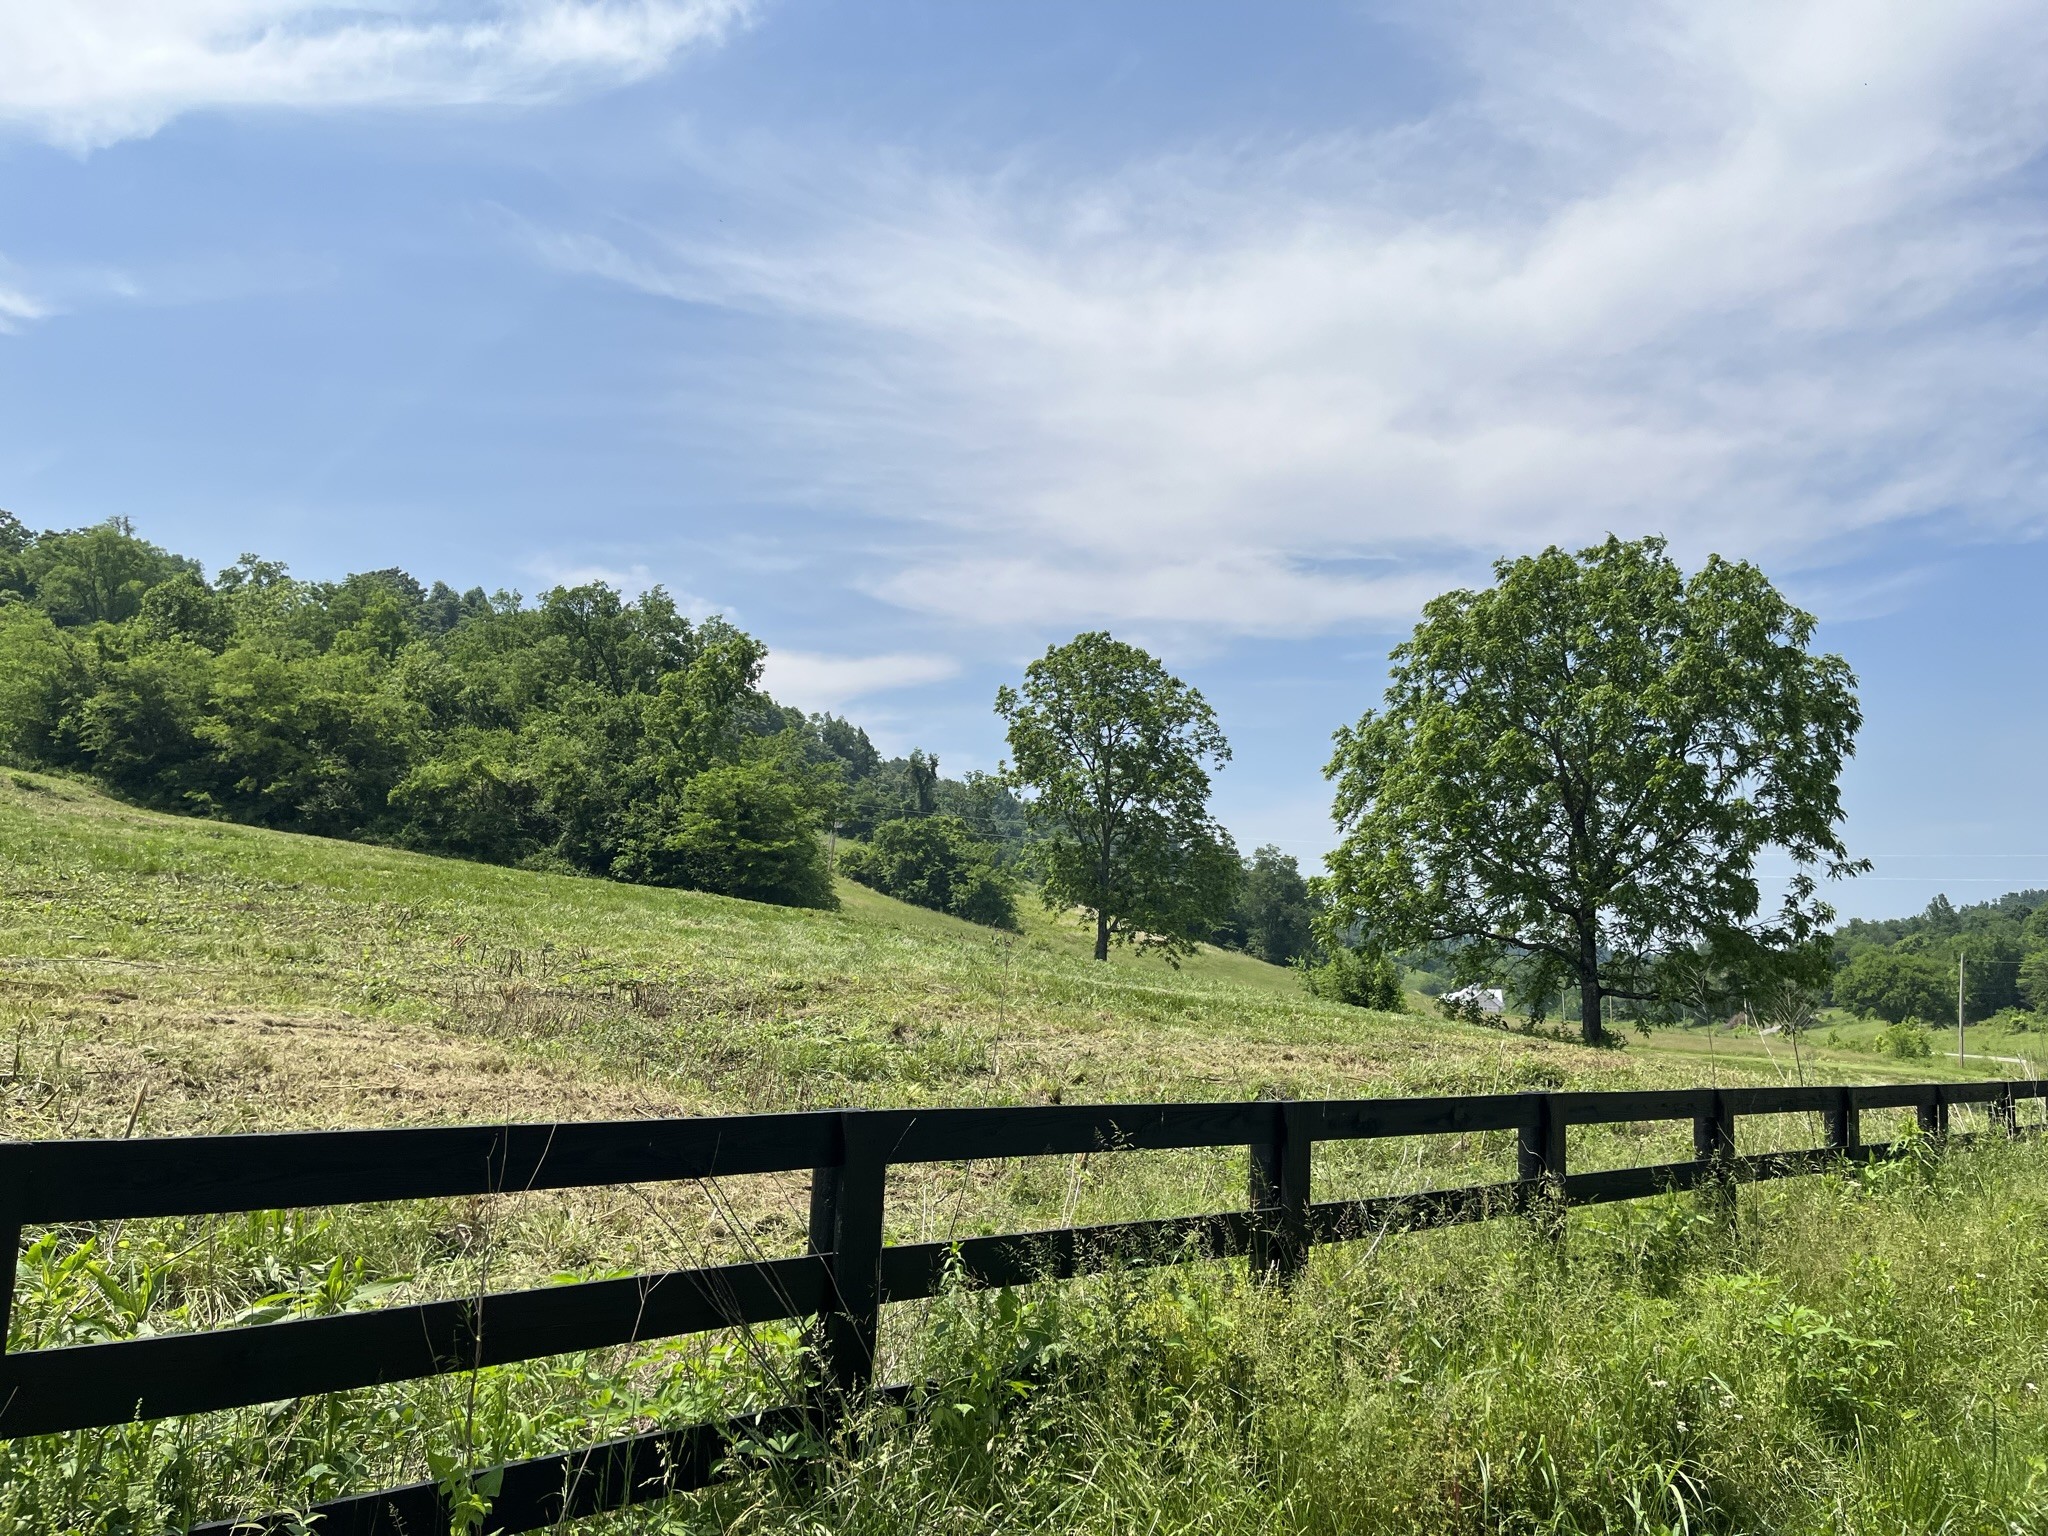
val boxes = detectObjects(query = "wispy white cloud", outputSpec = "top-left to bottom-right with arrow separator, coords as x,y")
0,0 -> 757,151
760,649 -> 961,713
544,0 -> 2048,636
0,276 -> 47,333
523,556 -> 724,617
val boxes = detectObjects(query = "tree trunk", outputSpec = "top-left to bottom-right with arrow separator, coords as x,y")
1094,908 -> 1110,962
1578,927 -> 1603,1045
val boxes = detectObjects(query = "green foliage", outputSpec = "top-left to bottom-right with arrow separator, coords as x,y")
615,758 -> 837,909
997,632 -> 1237,962
1833,889 -> 2046,1023
1875,1019 -> 1934,1058
1211,844 -> 1317,965
5,516 -> 199,625
0,516 -> 901,909
1319,535 -> 1863,1045
2023,949 -> 2048,1012
834,754 -> 1029,857
1299,945 -> 1404,1011
838,815 -> 1018,929
1834,947 -> 1953,1024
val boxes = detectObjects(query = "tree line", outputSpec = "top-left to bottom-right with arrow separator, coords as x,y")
1828,890 -> 2048,1027
0,519 -> 1877,1039
0,513 -> 1025,911
0,514 -> 1319,960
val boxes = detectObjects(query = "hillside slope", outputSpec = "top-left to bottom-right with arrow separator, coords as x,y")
10,771 -> 2042,1536
0,769 -> 1984,1151
0,770 -> 1647,1143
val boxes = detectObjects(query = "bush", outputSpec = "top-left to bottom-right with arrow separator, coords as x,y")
838,815 -> 1017,929
1876,1019 -> 1933,1059
613,759 -> 837,909
1438,991 -> 1492,1026
1834,949 -> 1952,1024
1299,947 -> 1404,1011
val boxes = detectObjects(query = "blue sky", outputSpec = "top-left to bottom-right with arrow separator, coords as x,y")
2,1 -> 2046,920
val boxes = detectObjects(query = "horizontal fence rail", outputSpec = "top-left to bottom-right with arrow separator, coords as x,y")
0,1078 -> 2037,1534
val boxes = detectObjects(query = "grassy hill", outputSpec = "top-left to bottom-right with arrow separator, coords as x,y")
0,767 -> 1607,1149
8,770 -> 2048,1534
1,769 -> 1988,1148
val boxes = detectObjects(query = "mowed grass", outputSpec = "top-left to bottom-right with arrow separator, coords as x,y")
0,766 -> 1992,1264
8,769 -> 2042,1535
0,766 -> 1671,1151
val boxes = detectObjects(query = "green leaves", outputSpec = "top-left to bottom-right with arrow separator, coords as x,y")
1320,536 -> 1863,1042
839,815 -> 1019,929
996,632 -> 1235,961
614,757 -> 838,910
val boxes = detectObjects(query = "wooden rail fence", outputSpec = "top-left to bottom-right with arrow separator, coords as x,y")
0,1078 -> 2037,1533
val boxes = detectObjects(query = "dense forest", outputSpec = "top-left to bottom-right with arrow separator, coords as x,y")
0,514 -> 1318,961
0,512 -> 1022,910
1829,889 -> 2048,1025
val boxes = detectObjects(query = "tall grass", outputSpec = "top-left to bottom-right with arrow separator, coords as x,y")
9,1135 -> 2048,1534
704,1136 -> 2048,1536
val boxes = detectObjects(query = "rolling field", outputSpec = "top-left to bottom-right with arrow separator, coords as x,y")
0,767 -> 1984,1148
5,769 -> 2045,1534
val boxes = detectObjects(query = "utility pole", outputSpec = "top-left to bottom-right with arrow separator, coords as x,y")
1958,952 -> 1967,1070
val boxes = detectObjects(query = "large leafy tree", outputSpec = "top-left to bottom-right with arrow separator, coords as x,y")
996,632 -> 1237,962
1214,845 -> 1318,966
1833,948 -> 1952,1025
1319,536 -> 1863,1044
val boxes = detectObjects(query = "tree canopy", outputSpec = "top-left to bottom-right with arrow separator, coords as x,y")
1210,845 -> 1318,966
996,632 -> 1237,962
1828,890 -> 2045,1024
839,815 -> 1019,929
0,516 -> 1010,911
1319,536 -> 1863,1044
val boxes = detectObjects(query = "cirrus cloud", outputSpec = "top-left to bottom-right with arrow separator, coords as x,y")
543,0 -> 2048,637
0,0 -> 757,152
760,649 -> 961,714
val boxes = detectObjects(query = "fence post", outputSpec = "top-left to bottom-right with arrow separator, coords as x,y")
808,1111 -> 886,1418
1517,1093 -> 1566,1238
1993,1081 -> 2018,1140
1247,1102 -> 1311,1284
0,1146 -> 18,1354
0,1213 -> 16,1355
1694,1089 -> 1736,1221
1916,1090 -> 1949,1145
1824,1087 -> 1858,1159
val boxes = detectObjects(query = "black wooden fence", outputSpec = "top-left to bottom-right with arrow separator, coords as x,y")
0,1077 -> 2036,1533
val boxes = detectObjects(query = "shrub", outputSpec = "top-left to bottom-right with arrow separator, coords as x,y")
613,759 -> 836,909
1876,1018 -> 1933,1059
1299,947 -> 1404,1011
838,815 -> 1017,929
1437,991 -> 1492,1026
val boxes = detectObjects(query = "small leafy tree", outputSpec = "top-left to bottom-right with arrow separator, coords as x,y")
1234,845 -> 1318,965
1319,537 -> 1863,1045
996,632 -> 1237,962
839,815 -> 1018,929
906,749 -> 940,816
615,758 -> 836,909
1876,1019 -> 1933,1059
1300,947 -> 1404,1012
